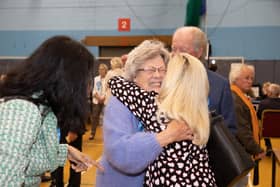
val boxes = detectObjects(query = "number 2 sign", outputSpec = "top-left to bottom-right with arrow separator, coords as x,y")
118,18 -> 131,32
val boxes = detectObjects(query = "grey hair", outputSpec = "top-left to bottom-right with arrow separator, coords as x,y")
229,63 -> 255,84
173,26 -> 208,62
123,40 -> 170,81
191,27 -> 208,57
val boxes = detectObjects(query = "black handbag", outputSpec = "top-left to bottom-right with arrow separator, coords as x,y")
207,114 -> 255,187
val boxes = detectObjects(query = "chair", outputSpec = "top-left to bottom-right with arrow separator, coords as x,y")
261,109 -> 280,138
260,109 -> 280,187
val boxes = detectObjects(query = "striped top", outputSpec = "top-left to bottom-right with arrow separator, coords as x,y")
0,99 -> 68,187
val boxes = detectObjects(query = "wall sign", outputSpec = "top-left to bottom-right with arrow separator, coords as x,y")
118,18 -> 131,32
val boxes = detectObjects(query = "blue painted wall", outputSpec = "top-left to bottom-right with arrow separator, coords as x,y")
0,0 -> 280,60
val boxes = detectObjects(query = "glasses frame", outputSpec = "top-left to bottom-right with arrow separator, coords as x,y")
137,67 -> 166,75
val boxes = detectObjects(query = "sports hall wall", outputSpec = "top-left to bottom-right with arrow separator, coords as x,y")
0,0 -> 280,83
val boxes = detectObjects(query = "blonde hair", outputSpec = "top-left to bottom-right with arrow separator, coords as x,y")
262,81 -> 271,95
124,40 -> 170,81
110,57 -> 124,70
99,63 -> 108,71
268,83 -> 280,98
157,53 -> 210,145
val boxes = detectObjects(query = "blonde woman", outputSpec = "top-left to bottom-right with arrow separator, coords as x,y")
104,57 -> 124,104
109,53 -> 216,186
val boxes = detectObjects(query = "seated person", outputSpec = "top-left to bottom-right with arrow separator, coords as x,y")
257,83 -> 280,154
260,81 -> 271,100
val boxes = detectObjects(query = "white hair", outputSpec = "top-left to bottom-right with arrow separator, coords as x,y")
124,40 -> 170,81
229,63 -> 255,84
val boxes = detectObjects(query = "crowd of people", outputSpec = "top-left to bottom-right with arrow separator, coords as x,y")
0,26 -> 279,187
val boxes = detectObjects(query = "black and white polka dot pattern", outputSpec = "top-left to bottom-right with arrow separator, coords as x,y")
109,76 -> 216,187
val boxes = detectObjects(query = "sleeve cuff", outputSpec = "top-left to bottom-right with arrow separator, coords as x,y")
57,144 -> 68,167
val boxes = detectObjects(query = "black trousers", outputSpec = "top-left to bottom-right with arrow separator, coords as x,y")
51,129 -> 83,187
90,103 -> 104,137
264,137 -> 272,150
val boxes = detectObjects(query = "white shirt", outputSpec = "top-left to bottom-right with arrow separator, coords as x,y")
92,75 -> 106,104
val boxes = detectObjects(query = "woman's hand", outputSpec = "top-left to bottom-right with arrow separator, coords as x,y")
67,145 -> 104,172
156,120 -> 193,147
65,131 -> 78,143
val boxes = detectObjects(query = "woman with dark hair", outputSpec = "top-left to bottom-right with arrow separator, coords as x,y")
0,35 -> 102,186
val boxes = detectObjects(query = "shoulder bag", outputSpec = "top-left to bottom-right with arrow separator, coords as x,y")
207,114 -> 255,187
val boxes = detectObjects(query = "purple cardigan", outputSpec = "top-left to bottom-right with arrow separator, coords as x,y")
95,96 -> 162,187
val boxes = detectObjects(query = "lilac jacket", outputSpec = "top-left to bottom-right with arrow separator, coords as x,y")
95,96 -> 162,187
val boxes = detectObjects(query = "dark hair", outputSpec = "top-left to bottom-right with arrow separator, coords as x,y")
0,35 -> 95,134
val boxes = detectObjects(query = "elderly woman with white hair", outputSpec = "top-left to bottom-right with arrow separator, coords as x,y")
95,40 -> 193,187
229,63 -> 265,187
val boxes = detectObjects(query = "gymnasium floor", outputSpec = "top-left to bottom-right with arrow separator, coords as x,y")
41,124 -> 280,187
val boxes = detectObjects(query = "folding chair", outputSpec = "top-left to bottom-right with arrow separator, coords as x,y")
260,109 -> 280,187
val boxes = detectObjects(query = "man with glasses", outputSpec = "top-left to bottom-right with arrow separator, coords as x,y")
172,26 -> 237,133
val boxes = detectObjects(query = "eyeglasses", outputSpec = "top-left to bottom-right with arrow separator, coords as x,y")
137,67 -> 166,75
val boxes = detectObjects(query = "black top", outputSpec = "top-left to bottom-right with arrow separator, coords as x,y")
257,98 -> 280,119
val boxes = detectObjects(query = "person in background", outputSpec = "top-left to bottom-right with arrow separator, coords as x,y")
260,81 -> 271,100
89,63 -> 108,140
104,57 -> 124,105
95,40 -> 193,187
0,36 -> 102,186
208,60 -> 218,72
109,52 -> 216,186
172,26 -> 237,134
229,63 -> 266,187
258,83 -> 280,117
0,73 -> 6,81
257,83 -> 280,155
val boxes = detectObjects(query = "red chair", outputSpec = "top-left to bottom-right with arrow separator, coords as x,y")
260,109 -> 280,187
261,109 -> 280,138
